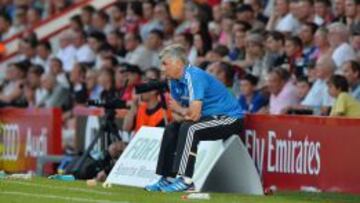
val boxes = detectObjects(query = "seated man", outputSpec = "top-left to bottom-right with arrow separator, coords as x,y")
145,44 -> 243,192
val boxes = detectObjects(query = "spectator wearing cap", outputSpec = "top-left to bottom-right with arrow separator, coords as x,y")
301,55 -> 334,114
56,31 -> 77,72
327,22 -> 356,70
0,14 -> 16,41
267,68 -> 299,114
344,0 -> 360,28
206,61 -> 235,94
342,60 -> 360,101
328,75 -> 360,117
266,0 -> 301,35
236,4 -> 264,31
33,41 -> 53,73
120,63 -> 143,103
73,30 -> 96,66
238,74 -> 267,113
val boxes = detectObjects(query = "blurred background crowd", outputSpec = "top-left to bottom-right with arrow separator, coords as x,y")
1,0 -> 360,158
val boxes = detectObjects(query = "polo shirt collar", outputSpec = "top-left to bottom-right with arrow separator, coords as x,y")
178,64 -> 190,84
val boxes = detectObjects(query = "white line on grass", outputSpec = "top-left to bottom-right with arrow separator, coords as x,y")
0,191 -> 129,203
5,180 -> 114,195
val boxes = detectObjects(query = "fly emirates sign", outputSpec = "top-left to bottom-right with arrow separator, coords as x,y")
245,129 -> 321,176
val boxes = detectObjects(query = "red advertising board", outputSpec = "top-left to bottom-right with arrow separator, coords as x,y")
244,114 -> 360,194
0,108 -> 62,173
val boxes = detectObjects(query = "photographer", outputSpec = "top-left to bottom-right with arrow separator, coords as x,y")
123,67 -> 172,133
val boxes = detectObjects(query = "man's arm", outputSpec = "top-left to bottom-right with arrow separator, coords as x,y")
169,97 -> 202,122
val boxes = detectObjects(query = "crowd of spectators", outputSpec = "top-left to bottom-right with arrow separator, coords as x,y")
1,0 -> 360,152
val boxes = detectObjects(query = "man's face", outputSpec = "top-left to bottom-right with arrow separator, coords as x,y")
240,80 -> 254,96
266,36 -> 282,53
299,25 -> 314,45
124,34 -> 138,51
296,81 -> 310,99
276,0 -> 289,16
297,1 -> 312,20
160,57 -> 182,79
342,62 -> 359,85
345,0 -> 357,18
235,31 -> 247,49
335,0 -> 345,16
146,33 -> 161,50
267,73 -> 283,95
285,40 -> 297,57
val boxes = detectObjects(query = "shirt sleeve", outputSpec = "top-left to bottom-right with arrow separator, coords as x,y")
186,71 -> 206,101
331,93 -> 346,116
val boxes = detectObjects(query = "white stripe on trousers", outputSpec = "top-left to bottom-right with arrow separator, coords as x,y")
178,117 -> 237,175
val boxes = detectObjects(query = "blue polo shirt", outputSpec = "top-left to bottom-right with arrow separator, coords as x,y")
169,65 -> 243,119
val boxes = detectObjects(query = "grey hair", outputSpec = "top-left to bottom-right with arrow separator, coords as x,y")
159,44 -> 189,64
327,22 -> 349,41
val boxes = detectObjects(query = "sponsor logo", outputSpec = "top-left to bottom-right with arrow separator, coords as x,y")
245,129 -> 321,176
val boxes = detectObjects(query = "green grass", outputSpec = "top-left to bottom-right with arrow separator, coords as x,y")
1,177 -> 360,203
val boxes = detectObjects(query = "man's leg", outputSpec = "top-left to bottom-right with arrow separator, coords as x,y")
155,121 -> 181,177
146,122 -> 182,191
163,116 -> 243,192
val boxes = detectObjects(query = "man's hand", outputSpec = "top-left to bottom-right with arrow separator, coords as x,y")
185,101 -> 202,122
169,97 -> 187,116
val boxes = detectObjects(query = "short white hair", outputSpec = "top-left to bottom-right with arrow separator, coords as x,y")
327,22 -> 349,41
159,44 -> 189,64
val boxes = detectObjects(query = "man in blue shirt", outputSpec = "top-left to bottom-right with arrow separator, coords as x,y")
145,44 -> 244,192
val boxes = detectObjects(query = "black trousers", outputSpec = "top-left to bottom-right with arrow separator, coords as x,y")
155,116 -> 244,178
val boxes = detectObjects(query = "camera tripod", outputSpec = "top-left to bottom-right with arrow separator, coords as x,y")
70,108 -> 122,176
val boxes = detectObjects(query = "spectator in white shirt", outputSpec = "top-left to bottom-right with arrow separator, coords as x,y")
73,30 -> 96,65
34,41 -> 53,73
327,22 -> 356,70
301,55 -> 334,112
56,31 -> 77,72
266,0 -> 301,34
140,1 -> 164,41
124,33 -> 156,71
